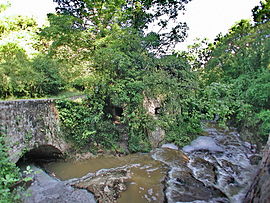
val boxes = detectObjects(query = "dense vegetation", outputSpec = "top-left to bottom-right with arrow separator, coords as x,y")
0,0 -> 269,200
0,0 -> 269,145
0,134 -> 21,202
0,0 -> 269,149
201,19 -> 270,143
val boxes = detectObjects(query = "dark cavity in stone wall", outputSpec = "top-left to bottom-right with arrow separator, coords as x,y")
17,145 -> 64,164
0,99 -> 69,163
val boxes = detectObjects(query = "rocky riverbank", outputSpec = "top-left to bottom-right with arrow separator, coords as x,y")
22,123 -> 264,203
22,166 -> 96,203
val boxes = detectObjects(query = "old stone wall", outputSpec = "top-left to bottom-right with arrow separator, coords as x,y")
143,96 -> 165,148
0,99 -> 69,163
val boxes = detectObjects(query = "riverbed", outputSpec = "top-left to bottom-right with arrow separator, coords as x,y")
31,123 -> 257,203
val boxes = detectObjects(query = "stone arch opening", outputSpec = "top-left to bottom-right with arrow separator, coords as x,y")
154,107 -> 161,115
114,106 -> 123,117
17,145 -> 63,164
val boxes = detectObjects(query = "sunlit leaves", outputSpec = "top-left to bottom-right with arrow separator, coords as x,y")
252,0 -> 270,24
53,0 -> 192,53
205,21 -> 270,80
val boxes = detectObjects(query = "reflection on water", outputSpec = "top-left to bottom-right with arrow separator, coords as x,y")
44,153 -> 168,203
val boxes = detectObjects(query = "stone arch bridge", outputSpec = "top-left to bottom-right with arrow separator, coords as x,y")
0,99 -> 69,163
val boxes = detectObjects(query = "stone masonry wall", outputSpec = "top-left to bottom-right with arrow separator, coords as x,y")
0,99 -> 69,163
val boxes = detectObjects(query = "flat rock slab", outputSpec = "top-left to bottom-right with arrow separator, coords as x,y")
69,165 -> 132,203
23,166 -> 96,203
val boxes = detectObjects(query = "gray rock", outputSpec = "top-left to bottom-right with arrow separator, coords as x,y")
69,165 -> 132,203
23,166 -> 96,203
244,134 -> 270,203
143,96 -> 165,148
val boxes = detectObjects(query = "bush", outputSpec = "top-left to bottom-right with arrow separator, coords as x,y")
0,134 -> 20,203
32,56 -> 64,96
56,99 -> 119,151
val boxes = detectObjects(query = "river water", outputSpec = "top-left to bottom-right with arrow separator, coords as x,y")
44,153 -> 168,203
43,123 -> 257,203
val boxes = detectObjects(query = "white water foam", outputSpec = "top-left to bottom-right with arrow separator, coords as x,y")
161,143 -> 179,150
183,136 -> 224,153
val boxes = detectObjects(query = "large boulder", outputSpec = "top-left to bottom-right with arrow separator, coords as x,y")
69,165 -> 132,203
244,134 -> 270,203
23,166 -> 96,203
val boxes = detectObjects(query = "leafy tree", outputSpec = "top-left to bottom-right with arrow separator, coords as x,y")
177,38 -> 214,71
0,0 -> 10,14
199,18 -> 270,143
37,13 -> 95,89
204,21 -> 269,82
31,55 -> 64,95
0,14 -> 65,99
33,0 -> 209,151
0,42 -> 35,98
252,0 -> 270,24
53,0 -> 192,53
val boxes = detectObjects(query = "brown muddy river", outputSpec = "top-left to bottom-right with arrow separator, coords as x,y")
27,123 -> 256,203
44,153 -> 168,203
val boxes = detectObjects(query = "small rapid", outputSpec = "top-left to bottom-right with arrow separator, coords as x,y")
27,122 -> 258,203
152,123 -> 257,203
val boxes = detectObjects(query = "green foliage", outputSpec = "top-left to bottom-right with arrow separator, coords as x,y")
53,0 -> 191,53
244,70 -> 270,109
252,0 -> 270,24
177,38 -> 214,71
163,97 -> 202,147
0,134 -> 20,203
37,14 -> 94,89
0,15 -> 37,36
0,42 -> 37,98
205,21 -> 269,82
0,1 -> 10,14
31,55 -> 64,96
256,110 -> 270,141
198,19 -> 270,143
198,83 -> 244,125
0,42 -> 65,98
56,99 -> 119,151
0,15 -> 67,99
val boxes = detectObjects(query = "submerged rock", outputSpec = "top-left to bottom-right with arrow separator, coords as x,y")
152,148 -> 189,167
68,165 -> 132,203
189,157 -> 217,184
23,166 -> 96,203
